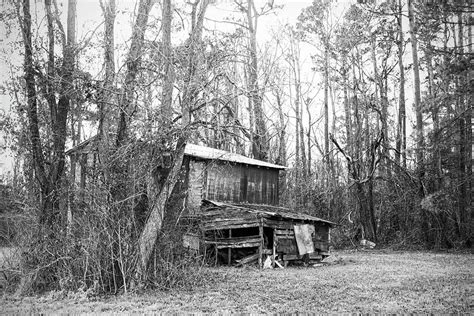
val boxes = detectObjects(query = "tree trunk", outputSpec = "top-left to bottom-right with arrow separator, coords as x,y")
98,0 -> 115,144
138,0 -> 210,273
343,53 -> 351,159
275,90 -> 287,203
246,0 -> 268,161
324,44 -> 329,164
425,45 -> 441,190
97,0 -> 115,192
395,0 -> 406,168
467,11 -> 473,223
456,10 -> 467,234
408,0 -> 424,194
21,0 -> 48,210
161,0 -> 174,129
115,0 -> 155,146
305,98 -> 312,177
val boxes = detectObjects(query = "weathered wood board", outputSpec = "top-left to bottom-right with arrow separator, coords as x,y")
294,224 -> 316,255
202,162 -> 279,206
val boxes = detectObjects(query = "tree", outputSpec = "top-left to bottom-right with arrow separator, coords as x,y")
18,0 -> 77,229
98,0 -> 116,143
408,0 -> 424,195
234,0 -> 270,160
395,0 -> 407,169
115,0 -> 155,146
138,0 -> 211,273
161,0 -> 174,129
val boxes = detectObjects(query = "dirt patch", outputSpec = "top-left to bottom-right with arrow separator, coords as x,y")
1,250 -> 472,313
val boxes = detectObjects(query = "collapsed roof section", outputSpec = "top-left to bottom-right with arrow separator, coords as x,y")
200,199 -> 336,230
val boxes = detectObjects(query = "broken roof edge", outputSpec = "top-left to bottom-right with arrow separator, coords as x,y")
202,199 -> 337,226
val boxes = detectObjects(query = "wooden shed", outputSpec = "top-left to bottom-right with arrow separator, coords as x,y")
197,200 -> 335,267
66,141 -> 335,266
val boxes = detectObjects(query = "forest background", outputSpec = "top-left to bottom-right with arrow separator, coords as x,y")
0,0 -> 472,294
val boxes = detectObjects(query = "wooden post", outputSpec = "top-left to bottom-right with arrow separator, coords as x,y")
272,228 -> 277,268
258,217 -> 263,268
214,231 -> 218,266
228,229 -> 232,266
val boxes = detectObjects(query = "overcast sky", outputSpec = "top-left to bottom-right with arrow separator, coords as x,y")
0,0 -> 320,178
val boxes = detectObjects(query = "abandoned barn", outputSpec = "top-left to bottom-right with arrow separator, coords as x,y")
66,141 -> 335,267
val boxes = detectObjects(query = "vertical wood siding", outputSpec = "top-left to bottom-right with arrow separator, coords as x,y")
201,161 -> 279,205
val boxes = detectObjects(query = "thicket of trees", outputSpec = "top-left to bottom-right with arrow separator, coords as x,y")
0,0 -> 471,294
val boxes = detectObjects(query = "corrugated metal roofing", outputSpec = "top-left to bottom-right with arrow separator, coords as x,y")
202,200 -> 336,226
185,143 -> 287,169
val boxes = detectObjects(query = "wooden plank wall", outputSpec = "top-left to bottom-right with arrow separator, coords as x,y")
203,162 -> 279,205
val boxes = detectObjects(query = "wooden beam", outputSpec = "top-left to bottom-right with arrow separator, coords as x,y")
201,220 -> 260,231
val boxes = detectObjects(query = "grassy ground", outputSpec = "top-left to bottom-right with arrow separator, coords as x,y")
1,250 -> 473,314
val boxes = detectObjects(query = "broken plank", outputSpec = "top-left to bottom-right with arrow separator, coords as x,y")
274,260 -> 284,268
235,253 -> 259,266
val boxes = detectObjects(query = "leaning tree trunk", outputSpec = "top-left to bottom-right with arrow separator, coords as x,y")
138,0 -> 210,273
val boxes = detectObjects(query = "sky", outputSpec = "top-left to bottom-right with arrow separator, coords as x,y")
0,0 -> 417,179
0,0 -> 319,179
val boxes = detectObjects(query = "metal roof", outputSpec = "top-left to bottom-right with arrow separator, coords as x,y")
202,200 -> 336,226
185,143 -> 287,169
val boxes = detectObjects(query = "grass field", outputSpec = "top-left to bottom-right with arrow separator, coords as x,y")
1,250 -> 473,313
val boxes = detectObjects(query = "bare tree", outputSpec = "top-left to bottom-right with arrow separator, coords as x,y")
138,0 -> 211,273
408,0 -> 424,195
115,0 -> 155,146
